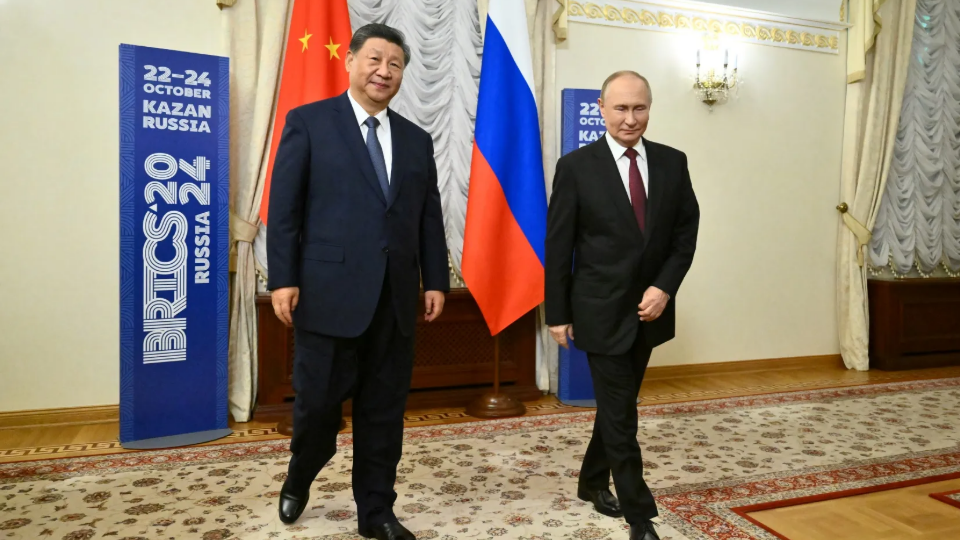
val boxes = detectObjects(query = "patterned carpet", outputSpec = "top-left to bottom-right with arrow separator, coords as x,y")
1,378 -> 959,540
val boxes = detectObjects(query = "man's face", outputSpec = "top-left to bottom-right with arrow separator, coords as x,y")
345,38 -> 405,107
598,76 -> 651,148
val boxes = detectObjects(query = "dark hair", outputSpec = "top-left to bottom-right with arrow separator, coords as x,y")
349,23 -> 411,66
600,70 -> 652,103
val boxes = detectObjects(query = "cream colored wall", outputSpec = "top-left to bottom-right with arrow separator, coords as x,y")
697,0 -> 843,21
555,23 -> 846,366
0,0 -> 223,412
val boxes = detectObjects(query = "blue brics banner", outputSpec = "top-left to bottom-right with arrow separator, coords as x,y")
558,338 -> 596,407
557,88 -> 604,407
561,88 -> 605,155
118,44 -> 231,448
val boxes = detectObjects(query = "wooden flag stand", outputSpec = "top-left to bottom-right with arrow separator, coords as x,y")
466,333 -> 526,418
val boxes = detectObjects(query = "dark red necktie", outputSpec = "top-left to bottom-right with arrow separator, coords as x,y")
624,147 -> 646,233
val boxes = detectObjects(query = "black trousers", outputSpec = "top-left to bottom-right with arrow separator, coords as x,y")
286,272 -> 414,531
580,326 -> 658,524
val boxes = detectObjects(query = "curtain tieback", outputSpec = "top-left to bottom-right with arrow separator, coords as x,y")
837,202 -> 872,267
231,212 -> 259,244
229,212 -> 259,273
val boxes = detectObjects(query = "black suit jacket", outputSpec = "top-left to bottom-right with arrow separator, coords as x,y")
266,92 -> 449,338
545,137 -> 700,355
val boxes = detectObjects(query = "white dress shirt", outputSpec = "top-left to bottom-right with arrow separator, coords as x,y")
605,131 -> 648,204
347,90 -> 392,182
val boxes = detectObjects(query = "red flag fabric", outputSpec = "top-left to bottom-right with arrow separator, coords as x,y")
259,0 -> 352,225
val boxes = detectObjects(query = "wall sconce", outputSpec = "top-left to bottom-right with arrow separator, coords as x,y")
694,33 -> 739,109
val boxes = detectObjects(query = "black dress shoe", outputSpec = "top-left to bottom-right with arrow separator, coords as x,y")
277,481 -> 309,524
359,520 -> 416,540
629,521 -> 660,540
577,487 -> 623,518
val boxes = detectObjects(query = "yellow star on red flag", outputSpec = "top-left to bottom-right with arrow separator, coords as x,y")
299,29 -> 312,52
325,37 -> 341,59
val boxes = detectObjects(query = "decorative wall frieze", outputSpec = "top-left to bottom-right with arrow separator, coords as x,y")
568,0 -> 850,54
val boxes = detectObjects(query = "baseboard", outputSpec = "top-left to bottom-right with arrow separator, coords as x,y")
0,354 -> 843,430
644,354 -> 843,380
0,405 -> 118,430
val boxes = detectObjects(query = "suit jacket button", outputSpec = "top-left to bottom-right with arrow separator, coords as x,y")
382,247 -> 389,253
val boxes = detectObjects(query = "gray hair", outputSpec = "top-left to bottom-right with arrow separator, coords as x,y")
600,70 -> 652,103
349,23 -> 411,66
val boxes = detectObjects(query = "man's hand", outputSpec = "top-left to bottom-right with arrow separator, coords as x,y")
271,287 -> 300,327
638,286 -> 670,322
424,291 -> 445,322
549,324 -> 574,349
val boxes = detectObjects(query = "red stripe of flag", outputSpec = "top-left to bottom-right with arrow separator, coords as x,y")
462,145 -> 545,335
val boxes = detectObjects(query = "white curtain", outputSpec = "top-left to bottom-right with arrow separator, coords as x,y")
869,0 -> 960,277
221,0 -> 292,422
836,0 -> 918,371
847,0 -> 885,83
530,0 -> 564,393
254,0 -> 482,281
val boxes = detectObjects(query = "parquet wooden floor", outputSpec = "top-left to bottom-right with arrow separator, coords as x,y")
749,478 -> 960,540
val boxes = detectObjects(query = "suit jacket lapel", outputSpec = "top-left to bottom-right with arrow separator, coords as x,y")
592,139 -> 642,240
386,109 -> 406,208
333,92 -> 387,205
643,138 -> 664,239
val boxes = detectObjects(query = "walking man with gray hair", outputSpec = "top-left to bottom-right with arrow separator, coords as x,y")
545,71 -> 700,540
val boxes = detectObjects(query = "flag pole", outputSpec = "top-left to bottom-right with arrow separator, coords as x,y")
466,331 -> 526,418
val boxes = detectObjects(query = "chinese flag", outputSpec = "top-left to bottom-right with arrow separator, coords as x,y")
259,0 -> 352,225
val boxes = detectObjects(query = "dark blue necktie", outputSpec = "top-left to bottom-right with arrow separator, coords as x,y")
364,116 -> 389,198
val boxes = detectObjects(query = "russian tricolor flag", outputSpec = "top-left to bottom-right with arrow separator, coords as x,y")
462,0 -> 547,335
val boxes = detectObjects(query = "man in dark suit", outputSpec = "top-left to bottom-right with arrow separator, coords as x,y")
545,71 -> 700,540
267,23 -> 449,540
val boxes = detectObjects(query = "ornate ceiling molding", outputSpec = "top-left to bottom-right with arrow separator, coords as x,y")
568,0 -> 851,54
